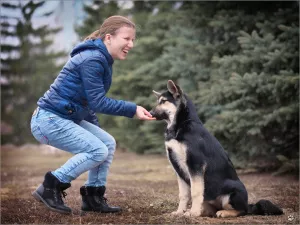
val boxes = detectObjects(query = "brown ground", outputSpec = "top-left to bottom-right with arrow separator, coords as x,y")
1,144 -> 299,224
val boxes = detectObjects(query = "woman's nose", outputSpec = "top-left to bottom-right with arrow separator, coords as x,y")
128,40 -> 134,48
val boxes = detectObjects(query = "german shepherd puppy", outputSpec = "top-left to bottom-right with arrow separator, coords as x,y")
150,80 -> 283,217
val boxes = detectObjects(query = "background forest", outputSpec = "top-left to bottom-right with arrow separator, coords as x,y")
1,1 -> 299,174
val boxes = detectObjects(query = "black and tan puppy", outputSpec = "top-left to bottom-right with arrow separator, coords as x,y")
150,80 -> 283,217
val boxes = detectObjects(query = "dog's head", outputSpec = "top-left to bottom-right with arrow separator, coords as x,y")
150,80 -> 185,121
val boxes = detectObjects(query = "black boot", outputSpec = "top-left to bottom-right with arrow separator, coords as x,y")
32,171 -> 72,214
80,186 -> 121,213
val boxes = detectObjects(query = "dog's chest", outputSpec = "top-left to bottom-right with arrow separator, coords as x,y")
165,139 -> 189,178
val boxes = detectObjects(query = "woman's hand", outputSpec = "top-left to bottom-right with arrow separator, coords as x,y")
135,106 -> 156,120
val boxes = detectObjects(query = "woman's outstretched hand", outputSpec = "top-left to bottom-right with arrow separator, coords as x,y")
135,105 -> 156,120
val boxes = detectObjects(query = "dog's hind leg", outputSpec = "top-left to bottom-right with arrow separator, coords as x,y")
184,175 -> 204,217
171,176 -> 191,216
215,180 -> 248,218
216,192 -> 247,218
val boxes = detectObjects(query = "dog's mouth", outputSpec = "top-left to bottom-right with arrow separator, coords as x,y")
149,110 -> 169,121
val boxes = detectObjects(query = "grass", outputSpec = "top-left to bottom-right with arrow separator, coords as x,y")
1,144 -> 299,224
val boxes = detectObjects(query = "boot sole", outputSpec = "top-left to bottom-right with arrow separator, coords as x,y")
32,190 -> 72,214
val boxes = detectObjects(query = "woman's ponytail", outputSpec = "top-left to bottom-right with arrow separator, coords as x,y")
84,30 -> 101,41
84,15 -> 135,41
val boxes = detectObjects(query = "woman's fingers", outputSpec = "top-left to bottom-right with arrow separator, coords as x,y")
135,106 -> 156,120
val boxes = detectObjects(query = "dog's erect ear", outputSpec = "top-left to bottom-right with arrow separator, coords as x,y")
152,90 -> 161,98
167,80 -> 182,99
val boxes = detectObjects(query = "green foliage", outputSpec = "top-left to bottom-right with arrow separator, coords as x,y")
75,0 -> 120,41
76,1 -> 298,173
1,0 -> 66,144
202,5 -> 299,173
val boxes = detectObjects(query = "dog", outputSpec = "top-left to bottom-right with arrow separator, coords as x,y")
149,80 -> 283,217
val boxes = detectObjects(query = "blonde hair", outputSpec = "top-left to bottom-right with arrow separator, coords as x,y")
84,15 -> 136,41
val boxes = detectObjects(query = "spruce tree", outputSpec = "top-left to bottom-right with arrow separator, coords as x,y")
107,1 -> 179,153
74,1 -> 167,153
202,4 -> 299,173
1,0 -> 66,144
73,1 -> 298,174
75,0 -> 120,41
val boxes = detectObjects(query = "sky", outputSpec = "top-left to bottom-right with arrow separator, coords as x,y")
1,0 -> 134,85
1,0 -> 87,52
34,0 -> 86,51
40,0 -> 133,51
1,0 -> 134,52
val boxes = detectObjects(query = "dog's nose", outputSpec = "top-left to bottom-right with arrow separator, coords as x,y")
149,110 -> 154,116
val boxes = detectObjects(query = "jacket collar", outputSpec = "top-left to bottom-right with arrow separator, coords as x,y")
93,38 -> 114,65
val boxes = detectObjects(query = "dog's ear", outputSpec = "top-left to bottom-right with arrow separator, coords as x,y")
152,90 -> 161,98
167,80 -> 182,99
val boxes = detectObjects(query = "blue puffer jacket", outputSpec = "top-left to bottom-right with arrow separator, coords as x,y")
37,38 -> 137,126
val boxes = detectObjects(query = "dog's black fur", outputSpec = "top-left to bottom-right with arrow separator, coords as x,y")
150,80 -> 283,217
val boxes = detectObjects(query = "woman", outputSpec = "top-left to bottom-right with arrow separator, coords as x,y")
31,15 -> 155,214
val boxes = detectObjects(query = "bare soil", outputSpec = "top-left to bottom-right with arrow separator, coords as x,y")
1,145 -> 299,224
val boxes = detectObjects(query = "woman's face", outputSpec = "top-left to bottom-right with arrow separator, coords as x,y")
105,26 -> 136,60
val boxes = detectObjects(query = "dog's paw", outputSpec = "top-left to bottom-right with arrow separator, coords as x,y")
184,210 -> 201,217
216,210 -> 240,218
216,210 -> 226,218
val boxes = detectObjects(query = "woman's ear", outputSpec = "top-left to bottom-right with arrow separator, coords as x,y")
105,34 -> 111,44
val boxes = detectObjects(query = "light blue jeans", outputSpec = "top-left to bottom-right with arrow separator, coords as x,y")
30,107 -> 116,186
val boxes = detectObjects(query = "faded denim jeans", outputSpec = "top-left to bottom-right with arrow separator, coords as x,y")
30,107 -> 116,186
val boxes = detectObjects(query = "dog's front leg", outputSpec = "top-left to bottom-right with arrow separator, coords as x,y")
171,176 -> 191,216
184,175 -> 204,217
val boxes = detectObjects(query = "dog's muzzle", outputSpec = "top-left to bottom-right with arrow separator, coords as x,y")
149,110 -> 167,120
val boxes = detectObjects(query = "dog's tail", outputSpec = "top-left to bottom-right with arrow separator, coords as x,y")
248,199 -> 283,215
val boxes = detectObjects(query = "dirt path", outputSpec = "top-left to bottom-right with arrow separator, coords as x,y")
1,145 -> 299,224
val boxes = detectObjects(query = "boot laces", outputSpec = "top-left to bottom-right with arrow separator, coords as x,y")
61,190 -> 68,198
101,196 -> 108,203
52,188 -> 67,204
96,196 -> 108,206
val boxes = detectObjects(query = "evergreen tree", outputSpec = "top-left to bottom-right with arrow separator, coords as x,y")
74,1 -> 299,173
75,0 -> 120,41
74,1 -> 167,153
202,4 -> 299,173
106,1 -> 179,153
1,0 -> 66,144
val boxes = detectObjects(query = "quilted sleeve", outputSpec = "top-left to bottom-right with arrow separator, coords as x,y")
80,57 -> 137,118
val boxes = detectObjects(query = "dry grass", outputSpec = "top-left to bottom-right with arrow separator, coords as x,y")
1,144 -> 299,224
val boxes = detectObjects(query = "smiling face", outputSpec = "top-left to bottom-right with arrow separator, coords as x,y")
104,26 -> 136,60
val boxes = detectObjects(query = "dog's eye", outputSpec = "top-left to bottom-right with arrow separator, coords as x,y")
160,100 -> 167,104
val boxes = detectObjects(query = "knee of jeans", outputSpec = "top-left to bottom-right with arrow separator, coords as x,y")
107,136 -> 116,153
92,146 -> 109,163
